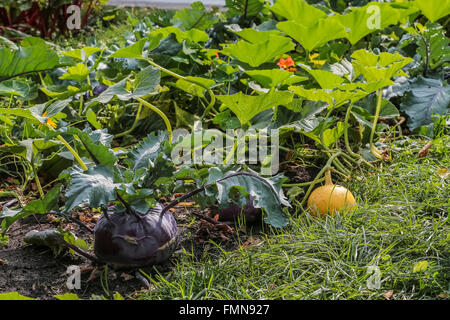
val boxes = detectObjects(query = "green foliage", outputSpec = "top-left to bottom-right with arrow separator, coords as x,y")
400,77 -> 450,130
217,90 -> 294,125
0,37 -> 60,82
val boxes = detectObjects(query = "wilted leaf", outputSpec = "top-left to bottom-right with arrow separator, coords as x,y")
437,168 -> 449,179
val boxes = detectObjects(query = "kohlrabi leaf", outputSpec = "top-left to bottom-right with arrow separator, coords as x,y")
212,170 -> 290,228
64,165 -> 119,212
0,79 -> 37,100
65,127 -> 118,168
217,89 -> 294,125
400,77 -> 450,130
124,131 -> 170,171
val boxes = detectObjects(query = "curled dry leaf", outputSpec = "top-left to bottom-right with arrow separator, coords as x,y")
417,141 -> 433,158
437,168 -> 449,179
120,273 -> 134,281
382,290 -> 394,299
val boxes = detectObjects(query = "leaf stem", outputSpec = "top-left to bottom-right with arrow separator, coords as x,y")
369,90 -> 385,160
343,101 -> 359,158
55,134 -> 88,171
300,152 -> 342,208
136,98 -> 172,143
146,58 -> 216,120
114,102 -> 143,138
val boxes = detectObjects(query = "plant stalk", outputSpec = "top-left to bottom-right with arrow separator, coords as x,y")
146,59 -> 216,120
137,98 -> 172,143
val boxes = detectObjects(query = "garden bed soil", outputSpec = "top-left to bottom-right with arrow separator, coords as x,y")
0,204 -> 256,300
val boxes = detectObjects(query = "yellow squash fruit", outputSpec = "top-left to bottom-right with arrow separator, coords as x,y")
307,170 -> 356,217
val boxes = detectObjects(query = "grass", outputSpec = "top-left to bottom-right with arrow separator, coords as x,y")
137,137 -> 450,300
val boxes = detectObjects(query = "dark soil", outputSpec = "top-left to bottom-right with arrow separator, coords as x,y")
0,202 -> 258,300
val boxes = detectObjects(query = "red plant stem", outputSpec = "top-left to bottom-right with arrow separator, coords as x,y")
81,0 -> 94,28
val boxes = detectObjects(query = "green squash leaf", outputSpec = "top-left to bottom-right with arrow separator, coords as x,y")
59,63 -> 90,83
226,0 -> 264,17
415,0 -> 450,22
170,1 -> 219,31
270,0 -> 327,27
277,18 -> 347,52
175,76 -> 215,98
222,32 -> 294,67
217,89 -> 294,125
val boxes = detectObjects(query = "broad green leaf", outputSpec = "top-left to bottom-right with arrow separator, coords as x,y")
301,67 -> 346,89
417,25 -> 450,70
171,1 -> 219,31
212,170 -> 290,228
230,27 -> 281,43
64,165 -> 119,212
217,90 -> 294,125
54,293 -> 84,300
400,77 -> 450,130
288,86 -> 333,107
0,37 -> 59,82
86,109 -> 102,129
0,79 -> 36,99
109,38 -> 148,60
64,127 -> 118,168
277,18 -> 347,52
87,66 -> 160,106
175,76 -> 215,98
270,0 -> 327,27
335,2 -> 419,45
322,121 -> 346,147
0,292 -> 35,300
150,26 -> 209,43
351,50 -> 414,82
124,131 -> 170,171
62,46 -> 102,61
222,32 -> 294,67
226,0 -> 264,17
415,0 -> 450,22
245,69 -> 295,88
0,185 -> 61,236
59,63 -> 90,83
